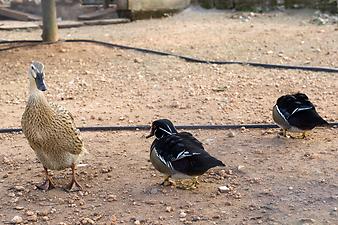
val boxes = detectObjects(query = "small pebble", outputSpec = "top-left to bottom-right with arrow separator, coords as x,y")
26,210 -> 35,216
224,201 -> 232,206
218,186 -> 230,193
227,131 -> 235,138
37,210 -> 49,216
27,214 -> 38,222
298,218 -> 316,224
14,186 -> 25,191
179,211 -> 187,218
192,216 -> 201,221
237,165 -> 245,172
81,217 -> 95,225
111,215 -> 117,224
11,215 -> 23,224
108,194 -> 117,201
166,206 -> 173,212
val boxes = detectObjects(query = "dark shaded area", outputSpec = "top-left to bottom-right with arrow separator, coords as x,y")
192,0 -> 337,13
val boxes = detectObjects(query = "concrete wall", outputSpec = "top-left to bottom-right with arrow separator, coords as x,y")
128,0 -> 191,11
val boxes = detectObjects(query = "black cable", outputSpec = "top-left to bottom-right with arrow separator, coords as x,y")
0,39 -> 338,73
1,123 -> 337,134
0,43 -> 42,51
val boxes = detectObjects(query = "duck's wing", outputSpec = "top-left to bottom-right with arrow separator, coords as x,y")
49,103 -> 84,155
156,133 -> 224,176
276,94 -> 328,129
50,102 -> 75,122
288,107 -> 328,130
289,98 -> 314,116
156,132 -> 203,159
276,94 -> 314,119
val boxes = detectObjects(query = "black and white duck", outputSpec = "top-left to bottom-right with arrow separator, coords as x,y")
272,92 -> 328,138
146,119 -> 225,189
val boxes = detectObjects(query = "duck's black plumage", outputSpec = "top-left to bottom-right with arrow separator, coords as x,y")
147,119 -> 224,179
275,93 -> 328,131
151,131 -> 224,176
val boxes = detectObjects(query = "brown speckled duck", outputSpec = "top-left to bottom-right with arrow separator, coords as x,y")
21,61 -> 85,191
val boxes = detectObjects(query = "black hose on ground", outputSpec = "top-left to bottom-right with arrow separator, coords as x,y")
0,123 -> 337,134
0,39 -> 338,73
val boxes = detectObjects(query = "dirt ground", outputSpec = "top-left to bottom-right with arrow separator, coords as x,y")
0,7 -> 337,225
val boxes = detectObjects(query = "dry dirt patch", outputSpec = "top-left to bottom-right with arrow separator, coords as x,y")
0,8 -> 337,225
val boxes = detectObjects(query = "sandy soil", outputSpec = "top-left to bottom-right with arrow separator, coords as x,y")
0,7 -> 337,225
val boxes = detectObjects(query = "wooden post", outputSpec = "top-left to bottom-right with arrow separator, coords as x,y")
103,0 -> 110,8
41,0 -> 58,42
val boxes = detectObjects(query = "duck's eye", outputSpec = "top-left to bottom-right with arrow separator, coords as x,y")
31,65 -> 35,70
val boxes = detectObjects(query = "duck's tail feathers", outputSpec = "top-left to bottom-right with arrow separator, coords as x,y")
207,156 -> 225,168
290,109 -> 328,130
309,113 -> 329,129
316,117 -> 330,127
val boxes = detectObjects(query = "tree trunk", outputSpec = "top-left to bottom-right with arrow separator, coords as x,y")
41,0 -> 58,42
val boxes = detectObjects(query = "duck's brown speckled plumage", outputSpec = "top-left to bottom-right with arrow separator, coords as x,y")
21,93 -> 84,171
21,62 -> 85,191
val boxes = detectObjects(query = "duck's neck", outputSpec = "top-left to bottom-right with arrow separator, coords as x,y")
27,78 -> 48,107
29,77 -> 39,95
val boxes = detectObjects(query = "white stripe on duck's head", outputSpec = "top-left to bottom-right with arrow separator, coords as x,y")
146,119 -> 178,139
29,61 -> 47,91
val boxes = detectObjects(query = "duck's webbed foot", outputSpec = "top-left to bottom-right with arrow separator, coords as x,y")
64,178 -> 82,192
64,163 -> 82,192
176,177 -> 199,190
290,131 -> 307,139
161,175 -> 175,187
278,129 -> 288,137
37,167 -> 55,191
37,178 -> 55,191
301,131 -> 307,139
